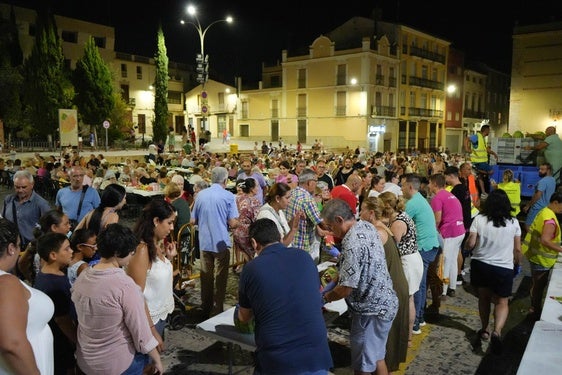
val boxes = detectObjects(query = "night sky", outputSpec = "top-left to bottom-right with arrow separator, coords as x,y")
7,0 -> 562,85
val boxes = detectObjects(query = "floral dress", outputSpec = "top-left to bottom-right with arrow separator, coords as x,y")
233,193 -> 262,259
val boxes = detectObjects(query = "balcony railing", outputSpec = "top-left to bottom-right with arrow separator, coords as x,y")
407,76 -> 445,90
409,46 -> 446,64
407,107 -> 443,118
297,107 -> 307,117
335,106 -> 346,116
375,75 -> 385,85
371,105 -> 396,117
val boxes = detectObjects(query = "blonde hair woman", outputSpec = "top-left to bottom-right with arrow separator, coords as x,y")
360,196 -> 409,372
378,191 -> 424,340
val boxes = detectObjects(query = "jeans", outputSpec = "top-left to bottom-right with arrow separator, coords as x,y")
414,247 -> 439,323
121,352 -> 149,375
200,249 -> 230,317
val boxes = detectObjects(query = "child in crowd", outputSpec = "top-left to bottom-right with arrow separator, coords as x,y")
34,232 -> 77,374
68,228 -> 97,286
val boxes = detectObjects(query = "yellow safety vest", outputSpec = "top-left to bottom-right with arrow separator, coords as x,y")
498,181 -> 521,217
471,132 -> 488,163
522,207 -> 561,268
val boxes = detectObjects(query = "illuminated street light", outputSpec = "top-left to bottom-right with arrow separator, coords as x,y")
180,4 -> 233,86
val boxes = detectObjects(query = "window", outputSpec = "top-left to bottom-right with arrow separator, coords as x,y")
121,64 -> 127,78
120,84 -> 130,102
271,99 -> 279,118
298,69 -> 306,88
241,101 -> 248,118
218,92 -> 225,106
138,114 -> 146,134
239,124 -> 249,137
336,91 -> 346,116
93,36 -> 106,48
337,64 -> 346,85
136,66 -> 142,80
297,94 -> 307,117
217,115 -> 226,133
168,91 -> 182,104
270,75 -> 280,87
61,30 -> 78,43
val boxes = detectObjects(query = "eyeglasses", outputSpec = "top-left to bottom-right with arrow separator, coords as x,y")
79,243 -> 97,249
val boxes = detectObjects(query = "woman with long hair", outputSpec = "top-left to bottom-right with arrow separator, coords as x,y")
127,199 -> 177,350
465,188 -> 522,354
0,218 -> 54,374
75,183 -> 127,234
378,191 -> 423,342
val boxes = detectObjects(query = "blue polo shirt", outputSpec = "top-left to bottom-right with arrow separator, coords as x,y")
191,184 -> 239,252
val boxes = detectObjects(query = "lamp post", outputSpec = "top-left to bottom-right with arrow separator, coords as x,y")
181,5 -> 233,87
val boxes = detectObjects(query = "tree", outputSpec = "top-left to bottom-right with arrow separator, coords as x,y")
22,8 -> 72,138
152,25 -> 169,145
73,36 -> 115,131
0,6 -> 24,136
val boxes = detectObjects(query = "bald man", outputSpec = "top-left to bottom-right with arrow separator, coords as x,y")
526,126 -> 562,180
330,173 -> 362,215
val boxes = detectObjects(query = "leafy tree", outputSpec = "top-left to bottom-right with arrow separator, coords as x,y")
0,6 -> 24,136
22,8 -> 71,138
107,93 -> 133,143
73,36 -> 115,131
152,25 -> 169,145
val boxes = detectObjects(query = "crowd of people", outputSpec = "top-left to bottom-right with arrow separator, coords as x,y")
0,123 -> 561,374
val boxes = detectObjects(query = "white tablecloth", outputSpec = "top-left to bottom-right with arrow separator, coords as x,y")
517,321 -> 562,374
540,267 -> 562,325
125,187 -> 164,197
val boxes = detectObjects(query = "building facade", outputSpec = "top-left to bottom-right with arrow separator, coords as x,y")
509,22 -> 562,134
0,3 -> 190,141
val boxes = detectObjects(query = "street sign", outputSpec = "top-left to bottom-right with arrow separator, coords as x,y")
103,120 -> 110,129
201,105 -> 208,114
201,91 -> 207,99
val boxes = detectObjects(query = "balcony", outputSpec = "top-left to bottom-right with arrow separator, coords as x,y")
409,46 -> 446,64
297,107 -> 307,117
463,109 -> 486,118
371,105 -> 396,117
375,75 -> 385,85
407,107 -> 443,118
407,76 -> 445,90
335,106 -> 346,116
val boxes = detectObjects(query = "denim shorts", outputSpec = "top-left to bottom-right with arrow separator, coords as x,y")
350,313 -> 393,373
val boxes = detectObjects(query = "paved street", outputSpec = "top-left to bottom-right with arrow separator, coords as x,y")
0,139 -> 537,375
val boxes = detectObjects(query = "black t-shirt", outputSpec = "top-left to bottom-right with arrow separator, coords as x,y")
450,183 -> 472,229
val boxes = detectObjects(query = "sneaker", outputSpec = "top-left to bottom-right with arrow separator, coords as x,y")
447,289 -> 456,297
480,193 -> 489,200
456,275 -> 463,285
412,323 -> 422,335
419,319 -> 427,327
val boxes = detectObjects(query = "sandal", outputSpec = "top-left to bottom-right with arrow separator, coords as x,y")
490,331 -> 503,355
478,329 -> 490,341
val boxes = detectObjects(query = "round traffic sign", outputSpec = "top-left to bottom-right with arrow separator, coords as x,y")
201,91 -> 207,99
103,120 -> 110,129
201,106 -> 208,113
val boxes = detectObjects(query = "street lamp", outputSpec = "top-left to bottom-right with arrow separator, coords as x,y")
180,4 -> 233,86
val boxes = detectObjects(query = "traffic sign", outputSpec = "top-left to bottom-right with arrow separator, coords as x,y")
201,91 -> 207,99
103,120 -> 110,129
201,105 -> 208,114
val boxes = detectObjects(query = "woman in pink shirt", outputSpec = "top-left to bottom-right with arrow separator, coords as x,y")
72,224 -> 164,374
